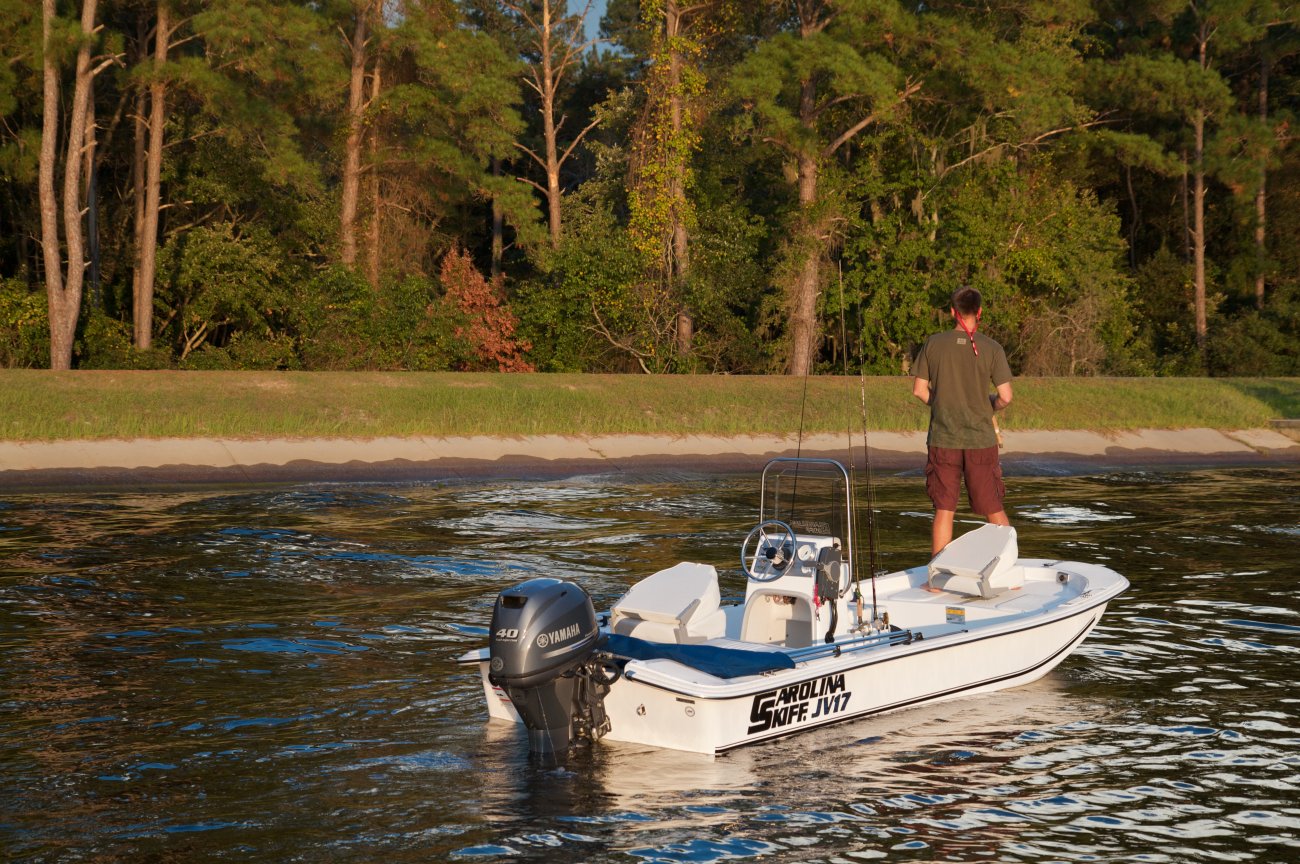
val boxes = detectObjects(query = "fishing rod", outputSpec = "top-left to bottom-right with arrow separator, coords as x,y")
838,263 -> 882,632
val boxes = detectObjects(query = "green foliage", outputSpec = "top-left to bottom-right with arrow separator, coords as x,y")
515,196 -> 642,372
292,251 -> 534,372
374,1 -> 543,263
294,266 -> 457,371
680,190 -> 772,373
156,222 -> 292,362
2,0 -> 1299,376
181,332 -> 301,371
1132,247 -> 1205,375
951,171 -> 1139,376
1208,282 -> 1300,375
844,161 -> 1139,376
627,1 -> 706,267
77,312 -> 170,370
0,278 -> 48,368
0,0 -> 38,183
1088,54 -> 1233,127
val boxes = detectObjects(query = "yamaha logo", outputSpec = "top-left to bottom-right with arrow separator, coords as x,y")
536,622 -> 582,649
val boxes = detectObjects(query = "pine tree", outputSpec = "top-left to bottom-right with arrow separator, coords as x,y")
339,0 -> 381,273
499,0 -> 601,248
39,0 -> 115,369
730,0 -> 920,375
133,0 -> 173,351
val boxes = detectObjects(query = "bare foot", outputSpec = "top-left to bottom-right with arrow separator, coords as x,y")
922,585 -> 943,594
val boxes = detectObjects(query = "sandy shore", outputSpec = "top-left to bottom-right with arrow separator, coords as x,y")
0,428 -> 1297,488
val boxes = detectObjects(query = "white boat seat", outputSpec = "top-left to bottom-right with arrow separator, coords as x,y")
928,524 -> 1024,598
609,562 -> 727,644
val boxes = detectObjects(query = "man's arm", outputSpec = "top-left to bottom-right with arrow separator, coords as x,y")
990,381 -> 1013,411
913,377 -> 931,406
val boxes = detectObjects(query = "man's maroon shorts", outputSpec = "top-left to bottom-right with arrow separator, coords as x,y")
925,445 -> 1005,515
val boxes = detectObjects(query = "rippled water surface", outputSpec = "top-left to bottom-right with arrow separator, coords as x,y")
2,466 -> 1298,863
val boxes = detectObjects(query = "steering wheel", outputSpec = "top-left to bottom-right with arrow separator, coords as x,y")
740,520 -> 798,582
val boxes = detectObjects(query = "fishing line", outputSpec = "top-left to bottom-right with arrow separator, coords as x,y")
839,263 -> 879,627
858,349 -> 881,611
790,306 -> 815,526
837,265 -> 861,598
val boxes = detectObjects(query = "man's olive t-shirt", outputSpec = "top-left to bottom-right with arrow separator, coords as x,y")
913,329 -> 1013,449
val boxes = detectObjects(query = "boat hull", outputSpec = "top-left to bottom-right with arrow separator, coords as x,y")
605,599 -> 1107,753
468,591 -> 1113,755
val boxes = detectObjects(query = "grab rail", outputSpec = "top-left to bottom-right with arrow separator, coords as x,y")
786,627 -> 916,663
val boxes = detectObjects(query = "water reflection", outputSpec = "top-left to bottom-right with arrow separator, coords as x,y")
1,467 -> 1297,862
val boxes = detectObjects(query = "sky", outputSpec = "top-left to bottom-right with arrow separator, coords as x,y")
577,0 -> 609,43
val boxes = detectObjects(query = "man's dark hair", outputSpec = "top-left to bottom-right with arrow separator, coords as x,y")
950,286 -> 982,317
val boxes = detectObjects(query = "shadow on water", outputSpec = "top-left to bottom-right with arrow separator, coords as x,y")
1,467 -> 1298,862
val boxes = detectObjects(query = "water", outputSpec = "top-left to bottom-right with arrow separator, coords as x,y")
1,467 -> 1297,862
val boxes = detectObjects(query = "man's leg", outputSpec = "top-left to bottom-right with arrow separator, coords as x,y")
966,446 -> 1008,528
931,509 -> 955,556
925,446 -> 962,558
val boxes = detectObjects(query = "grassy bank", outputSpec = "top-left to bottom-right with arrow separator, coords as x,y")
0,371 -> 1296,442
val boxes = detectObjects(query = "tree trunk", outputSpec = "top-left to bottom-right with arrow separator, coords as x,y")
788,72 -> 820,377
40,0 -> 99,370
540,0 -> 562,247
1124,165 -> 1138,269
1180,153 -> 1191,263
135,0 -> 168,351
519,0 -> 599,249
1192,33 -> 1209,358
131,16 -> 147,323
83,84 -> 100,306
491,157 -> 504,278
340,1 -> 371,268
1192,112 -> 1207,356
38,0 -> 64,359
1255,55 -> 1268,311
666,1 -> 692,358
364,59 -> 382,287
790,148 -> 819,377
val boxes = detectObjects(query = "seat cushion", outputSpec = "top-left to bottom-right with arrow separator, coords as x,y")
928,524 -> 1022,598
611,562 -> 720,628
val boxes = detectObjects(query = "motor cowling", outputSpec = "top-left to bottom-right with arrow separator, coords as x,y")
487,578 -> 609,754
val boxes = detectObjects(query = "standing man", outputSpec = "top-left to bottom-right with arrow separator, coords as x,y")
912,286 -> 1014,556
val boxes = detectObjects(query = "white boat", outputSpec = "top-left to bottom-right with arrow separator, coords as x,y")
458,457 -> 1128,756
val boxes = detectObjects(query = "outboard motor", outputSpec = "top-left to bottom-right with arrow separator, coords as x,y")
487,578 -> 615,754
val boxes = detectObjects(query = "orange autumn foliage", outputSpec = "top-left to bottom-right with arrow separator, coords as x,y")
439,248 -> 534,372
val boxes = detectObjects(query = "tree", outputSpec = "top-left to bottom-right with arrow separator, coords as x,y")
1209,3 -> 1300,313
39,0 -> 114,369
4,0 -> 1300,374
354,0 -> 538,281
133,0 -> 172,350
438,246 -> 533,370
626,0 -> 713,363
0,1 -> 42,286
339,0 -> 380,272
145,0 -> 340,359
1087,0 -> 1277,368
731,0 -> 920,375
1185,1 -> 1238,356
502,0 -> 601,248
